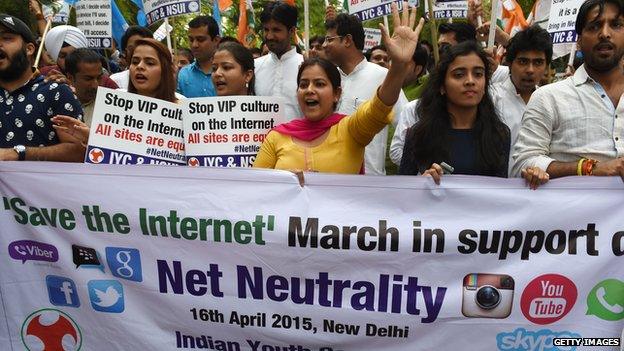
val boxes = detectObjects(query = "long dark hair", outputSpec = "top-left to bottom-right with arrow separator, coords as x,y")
215,42 -> 255,95
404,41 -> 509,173
128,38 -> 176,102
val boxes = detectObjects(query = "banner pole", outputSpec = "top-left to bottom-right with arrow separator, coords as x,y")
33,19 -> 52,69
426,0 -> 439,65
304,0 -> 310,51
165,17 -> 173,54
487,0 -> 499,48
383,15 -> 389,35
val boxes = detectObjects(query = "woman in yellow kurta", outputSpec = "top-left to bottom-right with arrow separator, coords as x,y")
253,3 -> 424,174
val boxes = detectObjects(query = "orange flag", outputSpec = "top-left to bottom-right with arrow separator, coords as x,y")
500,0 -> 529,36
237,0 -> 257,47
219,0 -> 233,11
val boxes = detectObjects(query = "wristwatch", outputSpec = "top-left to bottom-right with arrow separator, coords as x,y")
13,145 -> 26,161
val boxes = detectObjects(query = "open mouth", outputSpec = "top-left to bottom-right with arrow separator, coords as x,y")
304,99 -> 319,107
214,81 -> 227,89
596,43 -> 614,53
134,74 -> 148,84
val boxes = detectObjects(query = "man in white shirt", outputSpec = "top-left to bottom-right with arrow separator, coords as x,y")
491,25 -> 552,173
323,13 -> 407,175
254,1 -> 303,120
513,0 -> 624,186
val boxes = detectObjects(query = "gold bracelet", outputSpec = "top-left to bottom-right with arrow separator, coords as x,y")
577,158 -> 586,176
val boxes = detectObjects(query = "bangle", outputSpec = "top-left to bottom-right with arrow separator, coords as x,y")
577,158 -> 586,176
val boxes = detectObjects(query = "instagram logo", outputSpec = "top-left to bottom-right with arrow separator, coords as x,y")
462,273 -> 515,318
521,274 -> 578,324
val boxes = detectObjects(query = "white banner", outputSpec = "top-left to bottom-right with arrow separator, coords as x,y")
1,162 -> 623,350
547,0 -> 584,44
182,96 -> 285,167
424,0 -> 468,19
86,88 -> 185,165
363,28 -> 382,52
143,0 -> 201,25
75,0 -> 113,48
347,0 -> 419,22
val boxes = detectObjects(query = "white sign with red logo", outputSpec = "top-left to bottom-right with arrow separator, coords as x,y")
182,96 -> 285,168
86,88 -> 186,165
0,164 -> 622,350
363,28 -> 382,52
75,0 -> 113,48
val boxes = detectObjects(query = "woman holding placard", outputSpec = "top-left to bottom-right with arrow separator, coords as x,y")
212,42 -> 255,96
253,3 -> 423,174
128,38 -> 179,103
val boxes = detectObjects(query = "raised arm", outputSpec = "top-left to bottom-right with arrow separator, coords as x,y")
377,2 -> 424,106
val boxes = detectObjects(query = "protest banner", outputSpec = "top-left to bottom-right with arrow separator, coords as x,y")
424,0 -> 468,19
42,1 -> 70,24
1,162 -> 623,350
347,0 -> 418,22
547,0 -> 584,44
183,96 -> 285,167
86,88 -> 185,165
143,0 -> 201,25
75,0 -> 113,48
363,28 -> 382,52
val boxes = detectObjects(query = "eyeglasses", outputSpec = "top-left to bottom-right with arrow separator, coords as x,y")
324,35 -> 343,43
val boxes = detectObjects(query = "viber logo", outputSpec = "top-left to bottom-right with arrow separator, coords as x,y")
8,240 -> 58,264
496,328 -> 581,351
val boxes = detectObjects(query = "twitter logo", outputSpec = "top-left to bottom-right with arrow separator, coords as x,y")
88,280 -> 124,313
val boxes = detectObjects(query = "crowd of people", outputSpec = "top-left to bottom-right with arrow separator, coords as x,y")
0,0 -> 623,188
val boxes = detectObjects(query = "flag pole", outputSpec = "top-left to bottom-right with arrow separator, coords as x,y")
487,0 -> 499,48
304,0 -> 310,51
165,18 -> 173,54
426,0 -> 439,65
34,19 -> 52,69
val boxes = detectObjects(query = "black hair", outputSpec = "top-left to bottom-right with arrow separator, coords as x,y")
506,25 -> 553,65
412,43 -> 429,68
188,15 -> 220,39
176,48 -> 193,61
403,41 -> 509,175
365,44 -> 387,60
260,1 -> 298,30
297,58 -> 341,108
219,36 -> 241,44
215,42 -> 256,95
65,48 -> 103,76
438,23 -> 477,43
249,47 -> 263,56
576,0 -> 624,35
310,35 -> 325,46
325,13 -> 365,51
120,26 -> 153,51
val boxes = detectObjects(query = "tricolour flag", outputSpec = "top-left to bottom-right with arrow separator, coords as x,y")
237,0 -> 257,47
499,0 -> 528,36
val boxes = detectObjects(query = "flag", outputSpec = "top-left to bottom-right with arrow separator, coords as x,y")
498,0 -> 528,36
527,0 -> 551,29
237,0 -> 257,47
213,0 -> 222,35
219,0 -> 233,11
284,0 -> 295,5
111,0 -> 129,47
129,0 -> 148,26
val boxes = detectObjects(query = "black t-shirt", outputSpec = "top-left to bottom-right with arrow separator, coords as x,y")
0,75 -> 83,148
399,128 -> 510,177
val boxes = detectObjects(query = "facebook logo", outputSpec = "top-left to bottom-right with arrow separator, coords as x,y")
106,247 -> 142,282
46,275 -> 80,308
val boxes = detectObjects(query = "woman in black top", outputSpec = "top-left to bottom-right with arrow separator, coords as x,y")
399,41 -> 510,183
